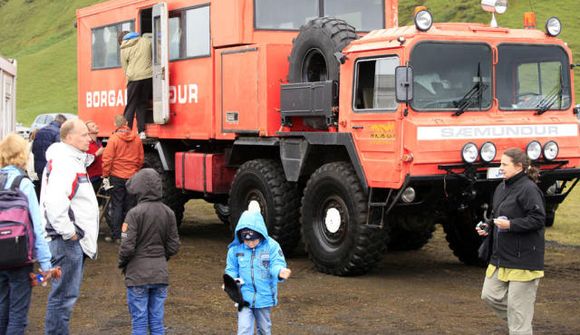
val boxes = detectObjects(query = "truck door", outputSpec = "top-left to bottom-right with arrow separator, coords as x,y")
152,3 -> 170,124
346,54 -> 405,189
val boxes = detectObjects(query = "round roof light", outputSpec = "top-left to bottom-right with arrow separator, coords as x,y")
546,17 -> 561,36
462,143 -> 479,164
543,141 -> 559,161
480,142 -> 497,163
526,141 -> 542,161
414,10 -> 433,32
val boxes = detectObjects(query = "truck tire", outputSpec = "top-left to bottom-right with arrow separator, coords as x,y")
214,203 -> 230,225
144,151 -> 188,227
442,210 -> 485,266
228,159 -> 301,253
288,17 -> 358,83
387,215 -> 435,251
544,203 -> 558,227
301,162 -> 385,276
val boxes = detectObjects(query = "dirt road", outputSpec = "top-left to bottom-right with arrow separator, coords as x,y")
26,202 -> 580,334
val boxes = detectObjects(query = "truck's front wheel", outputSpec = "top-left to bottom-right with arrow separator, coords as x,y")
229,159 -> 301,253
442,209 -> 485,266
144,151 -> 188,227
301,162 -> 385,276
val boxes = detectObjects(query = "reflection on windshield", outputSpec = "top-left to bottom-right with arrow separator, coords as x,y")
497,45 -> 571,111
410,43 -> 492,111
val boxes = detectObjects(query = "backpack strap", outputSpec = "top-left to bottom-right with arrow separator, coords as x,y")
9,175 -> 28,191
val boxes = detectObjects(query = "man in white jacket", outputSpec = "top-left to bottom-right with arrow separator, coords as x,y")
40,119 -> 99,335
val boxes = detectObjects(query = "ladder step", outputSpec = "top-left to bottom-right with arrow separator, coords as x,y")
369,202 -> 388,207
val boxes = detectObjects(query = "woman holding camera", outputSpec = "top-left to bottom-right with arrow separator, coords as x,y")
476,147 -> 546,335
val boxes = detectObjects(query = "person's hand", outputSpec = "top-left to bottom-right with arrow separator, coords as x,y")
279,268 -> 291,280
102,177 -> 113,190
43,267 -> 62,281
70,234 -> 79,241
475,225 -> 488,237
96,147 -> 105,156
494,217 -> 510,231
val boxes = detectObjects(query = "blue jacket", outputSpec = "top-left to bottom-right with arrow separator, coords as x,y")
225,211 -> 287,309
0,166 -> 52,271
32,121 -> 61,176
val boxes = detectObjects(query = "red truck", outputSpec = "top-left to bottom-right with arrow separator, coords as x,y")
77,0 -> 580,275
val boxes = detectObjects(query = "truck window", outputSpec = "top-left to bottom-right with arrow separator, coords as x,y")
497,45 -> 571,111
410,42 -> 492,112
324,0 -> 383,31
255,0 -> 384,31
354,56 -> 399,112
168,5 -> 210,60
91,21 -> 134,69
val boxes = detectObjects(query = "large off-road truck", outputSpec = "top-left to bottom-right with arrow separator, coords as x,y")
77,0 -> 580,275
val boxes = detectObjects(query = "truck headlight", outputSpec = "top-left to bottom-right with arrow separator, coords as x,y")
414,9 -> 433,32
545,17 -> 561,37
542,141 -> 559,161
462,143 -> 478,163
526,141 -> 542,161
401,187 -> 416,203
480,142 -> 496,162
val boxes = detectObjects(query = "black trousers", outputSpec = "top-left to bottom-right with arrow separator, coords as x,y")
108,176 -> 136,239
124,78 -> 152,133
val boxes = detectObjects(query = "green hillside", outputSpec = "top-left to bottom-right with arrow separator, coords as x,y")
0,0 -> 579,125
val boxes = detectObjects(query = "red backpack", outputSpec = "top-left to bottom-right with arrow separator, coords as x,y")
0,173 -> 36,269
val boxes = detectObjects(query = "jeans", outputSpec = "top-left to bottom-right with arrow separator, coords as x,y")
238,307 -> 272,335
127,284 -> 168,335
45,238 -> 84,335
0,265 -> 34,335
109,176 -> 135,240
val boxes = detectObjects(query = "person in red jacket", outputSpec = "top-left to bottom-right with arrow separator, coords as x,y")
102,115 -> 144,243
85,120 -> 104,193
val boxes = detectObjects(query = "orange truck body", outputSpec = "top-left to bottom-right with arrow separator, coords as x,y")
77,0 -> 580,275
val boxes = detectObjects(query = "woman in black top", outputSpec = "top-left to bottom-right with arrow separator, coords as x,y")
477,148 -> 546,335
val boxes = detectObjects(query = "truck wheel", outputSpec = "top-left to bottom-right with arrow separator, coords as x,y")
301,162 -> 385,276
144,151 -> 188,227
544,203 -> 558,227
228,159 -> 301,253
387,215 -> 435,251
288,17 -> 358,83
442,210 -> 485,266
213,203 -> 230,225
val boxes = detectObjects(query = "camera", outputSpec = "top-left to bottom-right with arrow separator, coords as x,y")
476,221 -> 490,234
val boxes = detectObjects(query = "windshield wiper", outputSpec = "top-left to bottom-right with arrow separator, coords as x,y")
535,67 -> 564,115
453,63 -> 487,117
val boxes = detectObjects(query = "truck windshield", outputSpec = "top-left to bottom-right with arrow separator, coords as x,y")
255,0 -> 384,31
496,45 -> 571,112
410,43 -> 492,112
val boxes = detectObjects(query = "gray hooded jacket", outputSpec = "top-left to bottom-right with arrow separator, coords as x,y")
119,168 -> 180,286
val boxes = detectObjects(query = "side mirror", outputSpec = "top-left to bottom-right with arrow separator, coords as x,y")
395,66 -> 414,103
574,104 -> 580,116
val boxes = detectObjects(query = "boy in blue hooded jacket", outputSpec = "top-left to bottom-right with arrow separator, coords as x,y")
225,204 -> 291,335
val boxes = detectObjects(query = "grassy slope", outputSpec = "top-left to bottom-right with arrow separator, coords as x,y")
0,0 -> 578,242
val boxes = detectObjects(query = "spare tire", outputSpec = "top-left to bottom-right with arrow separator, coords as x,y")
288,17 -> 358,83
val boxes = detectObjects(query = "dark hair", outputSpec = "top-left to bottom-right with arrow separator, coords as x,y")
117,31 -> 130,45
503,148 -> 540,183
54,114 -> 67,124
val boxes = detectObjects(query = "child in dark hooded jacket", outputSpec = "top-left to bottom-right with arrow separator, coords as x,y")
119,168 -> 180,335
225,202 -> 291,335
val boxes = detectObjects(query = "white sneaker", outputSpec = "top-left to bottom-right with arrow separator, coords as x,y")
139,132 -> 147,140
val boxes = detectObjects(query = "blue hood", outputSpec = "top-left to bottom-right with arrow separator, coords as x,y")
229,210 -> 269,247
123,32 -> 140,41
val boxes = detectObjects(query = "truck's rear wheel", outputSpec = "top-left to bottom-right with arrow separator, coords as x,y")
301,162 -> 385,276
387,215 -> 435,251
144,151 -> 187,227
228,159 -> 300,253
214,203 -> 230,225
442,209 -> 485,266
288,17 -> 357,83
